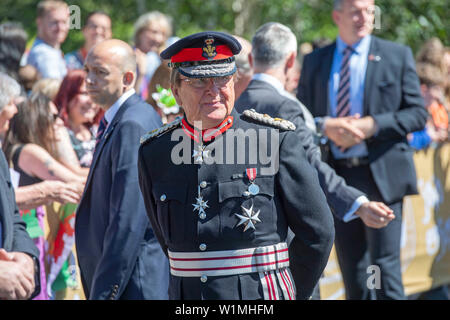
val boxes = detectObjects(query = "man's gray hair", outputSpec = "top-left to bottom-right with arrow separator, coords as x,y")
251,22 -> 297,69
0,72 -> 20,110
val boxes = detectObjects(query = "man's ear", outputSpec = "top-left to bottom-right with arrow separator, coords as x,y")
123,71 -> 135,86
36,18 -> 42,31
332,10 -> 340,26
171,84 -> 182,106
286,51 -> 297,69
284,51 -> 297,75
248,53 -> 254,69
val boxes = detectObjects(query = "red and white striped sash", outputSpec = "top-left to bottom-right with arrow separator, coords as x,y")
168,242 -> 296,300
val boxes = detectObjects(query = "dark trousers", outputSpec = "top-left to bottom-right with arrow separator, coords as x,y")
333,164 -> 406,300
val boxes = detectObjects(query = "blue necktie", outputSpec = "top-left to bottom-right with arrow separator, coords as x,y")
95,117 -> 108,147
336,46 -> 353,118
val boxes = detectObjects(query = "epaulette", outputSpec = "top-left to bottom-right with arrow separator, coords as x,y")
242,109 -> 296,131
140,116 -> 183,145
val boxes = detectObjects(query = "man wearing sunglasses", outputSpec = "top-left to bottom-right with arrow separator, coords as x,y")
138,31 -> 334,300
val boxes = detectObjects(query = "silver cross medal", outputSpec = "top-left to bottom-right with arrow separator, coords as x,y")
193,185 -> 209,219
192,144 -> 210,164
235,201 -> 261,232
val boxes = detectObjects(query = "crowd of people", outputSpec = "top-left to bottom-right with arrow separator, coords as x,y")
0,0 -> 448,300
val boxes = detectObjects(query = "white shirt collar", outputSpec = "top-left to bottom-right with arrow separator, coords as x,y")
251,73 -> 316,132
104,89 -> 136,124
252,73 -> 285,94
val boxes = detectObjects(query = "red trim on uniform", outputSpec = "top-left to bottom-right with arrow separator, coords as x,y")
169,258 -> 289,272
181,116 -> 233,143
181,118 -> 200,142
284,269 -> 295,298
279,270 -> 292,300
203,117 -> 233,142
265,273 -> 272,300
171,45 -> 233,63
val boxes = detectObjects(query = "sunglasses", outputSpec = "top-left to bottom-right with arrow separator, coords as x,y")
181,75 -> 232,89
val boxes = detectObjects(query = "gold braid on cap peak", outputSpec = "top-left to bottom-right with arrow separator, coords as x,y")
140,116 -> 183,145
242,109 -> 296,131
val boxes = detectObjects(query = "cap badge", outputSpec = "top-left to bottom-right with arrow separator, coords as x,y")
202,37 -> 217,60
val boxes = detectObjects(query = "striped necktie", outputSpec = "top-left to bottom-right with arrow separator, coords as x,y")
336,46 -> 353,118
95,116 -> 108,147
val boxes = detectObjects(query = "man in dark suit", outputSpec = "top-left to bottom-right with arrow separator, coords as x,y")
0,149 -> 40,300
297,0 -> 427,299
236,22 -> 394,229
75,39 -> 169,300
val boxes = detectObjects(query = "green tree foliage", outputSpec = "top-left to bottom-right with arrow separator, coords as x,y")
0,0 -> 448,54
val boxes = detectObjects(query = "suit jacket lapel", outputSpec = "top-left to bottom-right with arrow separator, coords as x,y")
320,43 -> 336,116
363,36 -> 380,115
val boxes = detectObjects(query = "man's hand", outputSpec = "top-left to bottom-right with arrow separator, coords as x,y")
8,252 -> 35,281
0,249 -> 35,300
348,116 -> 378,140
356,202 -> 395,229
324,116 -> 365,150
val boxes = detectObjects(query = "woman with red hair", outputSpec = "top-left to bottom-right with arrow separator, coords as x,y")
54,70 -> 102,167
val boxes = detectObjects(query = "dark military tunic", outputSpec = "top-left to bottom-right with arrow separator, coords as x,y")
138,108 -> 334,300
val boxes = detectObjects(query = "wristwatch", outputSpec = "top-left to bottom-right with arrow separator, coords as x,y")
314,116 -> 329,144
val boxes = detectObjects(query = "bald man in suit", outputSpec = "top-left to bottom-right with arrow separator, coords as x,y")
76,40 -> 168,300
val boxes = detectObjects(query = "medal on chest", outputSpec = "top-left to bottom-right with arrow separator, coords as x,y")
246,168 -> 260,195
192,143 -> 210,164
234,168 -> 262,232
235,201 -> 261,232
193,184 -> 209,220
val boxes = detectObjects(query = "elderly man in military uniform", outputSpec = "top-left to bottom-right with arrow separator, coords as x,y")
138,31 -> 334,300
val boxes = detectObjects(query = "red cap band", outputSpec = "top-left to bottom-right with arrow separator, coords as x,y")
171,45 -> 233,63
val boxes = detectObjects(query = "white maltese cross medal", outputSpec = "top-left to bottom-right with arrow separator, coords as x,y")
193,186 -> 209,219
192,144 -> 210,164
235,203 -> 261,232
193,196 -> 209,216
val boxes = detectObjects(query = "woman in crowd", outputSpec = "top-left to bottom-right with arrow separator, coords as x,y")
1,72 -> 81,211
2,92 -> 85,299
133,11 -> 173,100
54,70 -> 102,167
2,93 -> 84,185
